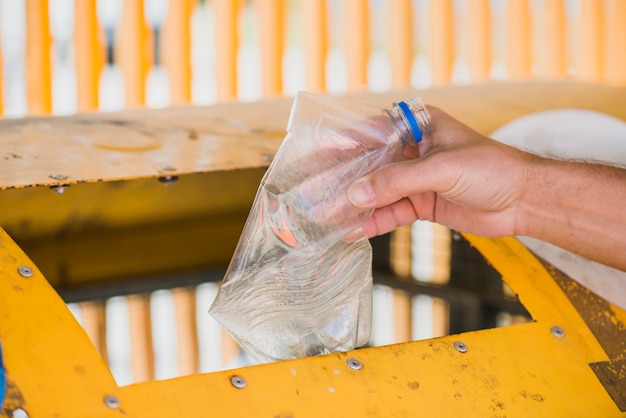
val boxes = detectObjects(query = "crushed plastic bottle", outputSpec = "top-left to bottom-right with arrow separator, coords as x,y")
209,92 -> 433,363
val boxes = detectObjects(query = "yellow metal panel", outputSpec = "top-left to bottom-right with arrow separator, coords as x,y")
0,230 -> 119,417
2,82 -> 626,415
1,227 -> 625,416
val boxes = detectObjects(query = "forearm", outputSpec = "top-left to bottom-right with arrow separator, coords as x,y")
518,156 -> 626,271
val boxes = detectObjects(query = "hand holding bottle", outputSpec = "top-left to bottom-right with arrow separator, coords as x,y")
349,106 -> 626,272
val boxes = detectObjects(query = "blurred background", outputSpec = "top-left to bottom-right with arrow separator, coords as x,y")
0,0 -> 624,386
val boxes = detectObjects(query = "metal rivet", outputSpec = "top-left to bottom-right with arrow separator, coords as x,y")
49,184 -> 69,194
230,375 -> 247,389
158,175 -> 179,186
454,341 -> 468,353
18,266 -> 33,278
347,358 -> 362,370
12,408 -> 29,418
103,395 -> 120,408
49,173 -> 68,181
551,326 -> 565,338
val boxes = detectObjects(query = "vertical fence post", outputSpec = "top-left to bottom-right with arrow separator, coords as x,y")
390,226 -> 413,343
214,0 -> 240,100
0,25 -> 3,116
25,0 -> 52,114
343,0 -> 369,89
162,0 -> 194,104
74,0 -> 103,111
117,0 -> 153,107
128,294 -> 155,382
302,0 -> 327,92
256,0 -> 285,97
468,0 -> 491,82
607,0 -> 626,84
387,0 -> 413,86
578,0 -> 604,81
505,0 -> 531,79
172,287 -> 200,376
428,0 -> 454,84
543,0 -> 567,78
80,301 -> 109,363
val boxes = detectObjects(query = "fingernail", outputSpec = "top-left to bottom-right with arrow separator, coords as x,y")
348,180 -> 375,206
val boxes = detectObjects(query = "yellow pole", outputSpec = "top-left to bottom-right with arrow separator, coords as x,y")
468,0 -> 491,82
172,287 -> 200,376
429,0 -> 454,85
128,294 -> 155,382
302,0 -> 328,92
214,0 -> 240,100
25,0 -> 53,114
117,0 -> 153,106
255,0 -> 285,97
80,300 -> 109,362
578,0 -> 605,81
607,0 -> 626,84
505,0 -> 531,79
162,0 -> 194,104
391,225 -> 413,343
543,0 -> 567,78
344,0 -> 369,89
74,0 -> 103,111
387,0 -> 413,86
0,24 -> 3,116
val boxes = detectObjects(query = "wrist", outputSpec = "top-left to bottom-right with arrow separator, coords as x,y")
514,152 -> 555,238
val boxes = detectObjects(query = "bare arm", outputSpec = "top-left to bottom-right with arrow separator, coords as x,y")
348,106 -> 626,271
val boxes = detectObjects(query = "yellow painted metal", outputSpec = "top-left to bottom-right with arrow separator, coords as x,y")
2,82 -> 626,415
1,226 -> 625,416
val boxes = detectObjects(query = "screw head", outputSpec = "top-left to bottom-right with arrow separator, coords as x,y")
158,175 -> 179,186
49,184 -> 69,194
551,326 -> 565,338
347,358 -> 362,370
49,173 -> 68,181
454,341 -> 468,353
103,395 -> 120,408
12,408 -> 29,418
230,375 -> 247,389
18,266 -> 33,278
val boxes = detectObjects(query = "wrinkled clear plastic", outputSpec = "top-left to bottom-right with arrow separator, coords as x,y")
209,92 -> 432,363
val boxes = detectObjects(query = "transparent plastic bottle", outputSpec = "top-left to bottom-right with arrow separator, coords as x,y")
209,92 -> 433,363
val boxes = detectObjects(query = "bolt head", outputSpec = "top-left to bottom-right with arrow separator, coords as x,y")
49,173 -> 68,180
454,341 -> 468,353
551,326 -> 565,338
230,375 -> 247,389
18,266 -> 33,278
158,175 -> 179,186
347,358 -> 362,370
103,395 -> 120,408
12,408 -> 29,418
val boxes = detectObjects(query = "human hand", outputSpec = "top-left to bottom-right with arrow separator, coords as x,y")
347,106 -> 537,239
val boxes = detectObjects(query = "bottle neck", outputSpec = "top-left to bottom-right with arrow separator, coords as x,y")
387,98 -> 433,147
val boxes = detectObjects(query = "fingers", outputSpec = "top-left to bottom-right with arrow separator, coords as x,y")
348,157 -> 444,209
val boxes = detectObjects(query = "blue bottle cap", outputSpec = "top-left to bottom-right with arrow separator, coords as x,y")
398,100 -> 423,143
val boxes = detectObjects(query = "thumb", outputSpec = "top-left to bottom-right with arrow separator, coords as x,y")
348,157 -> 441,208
